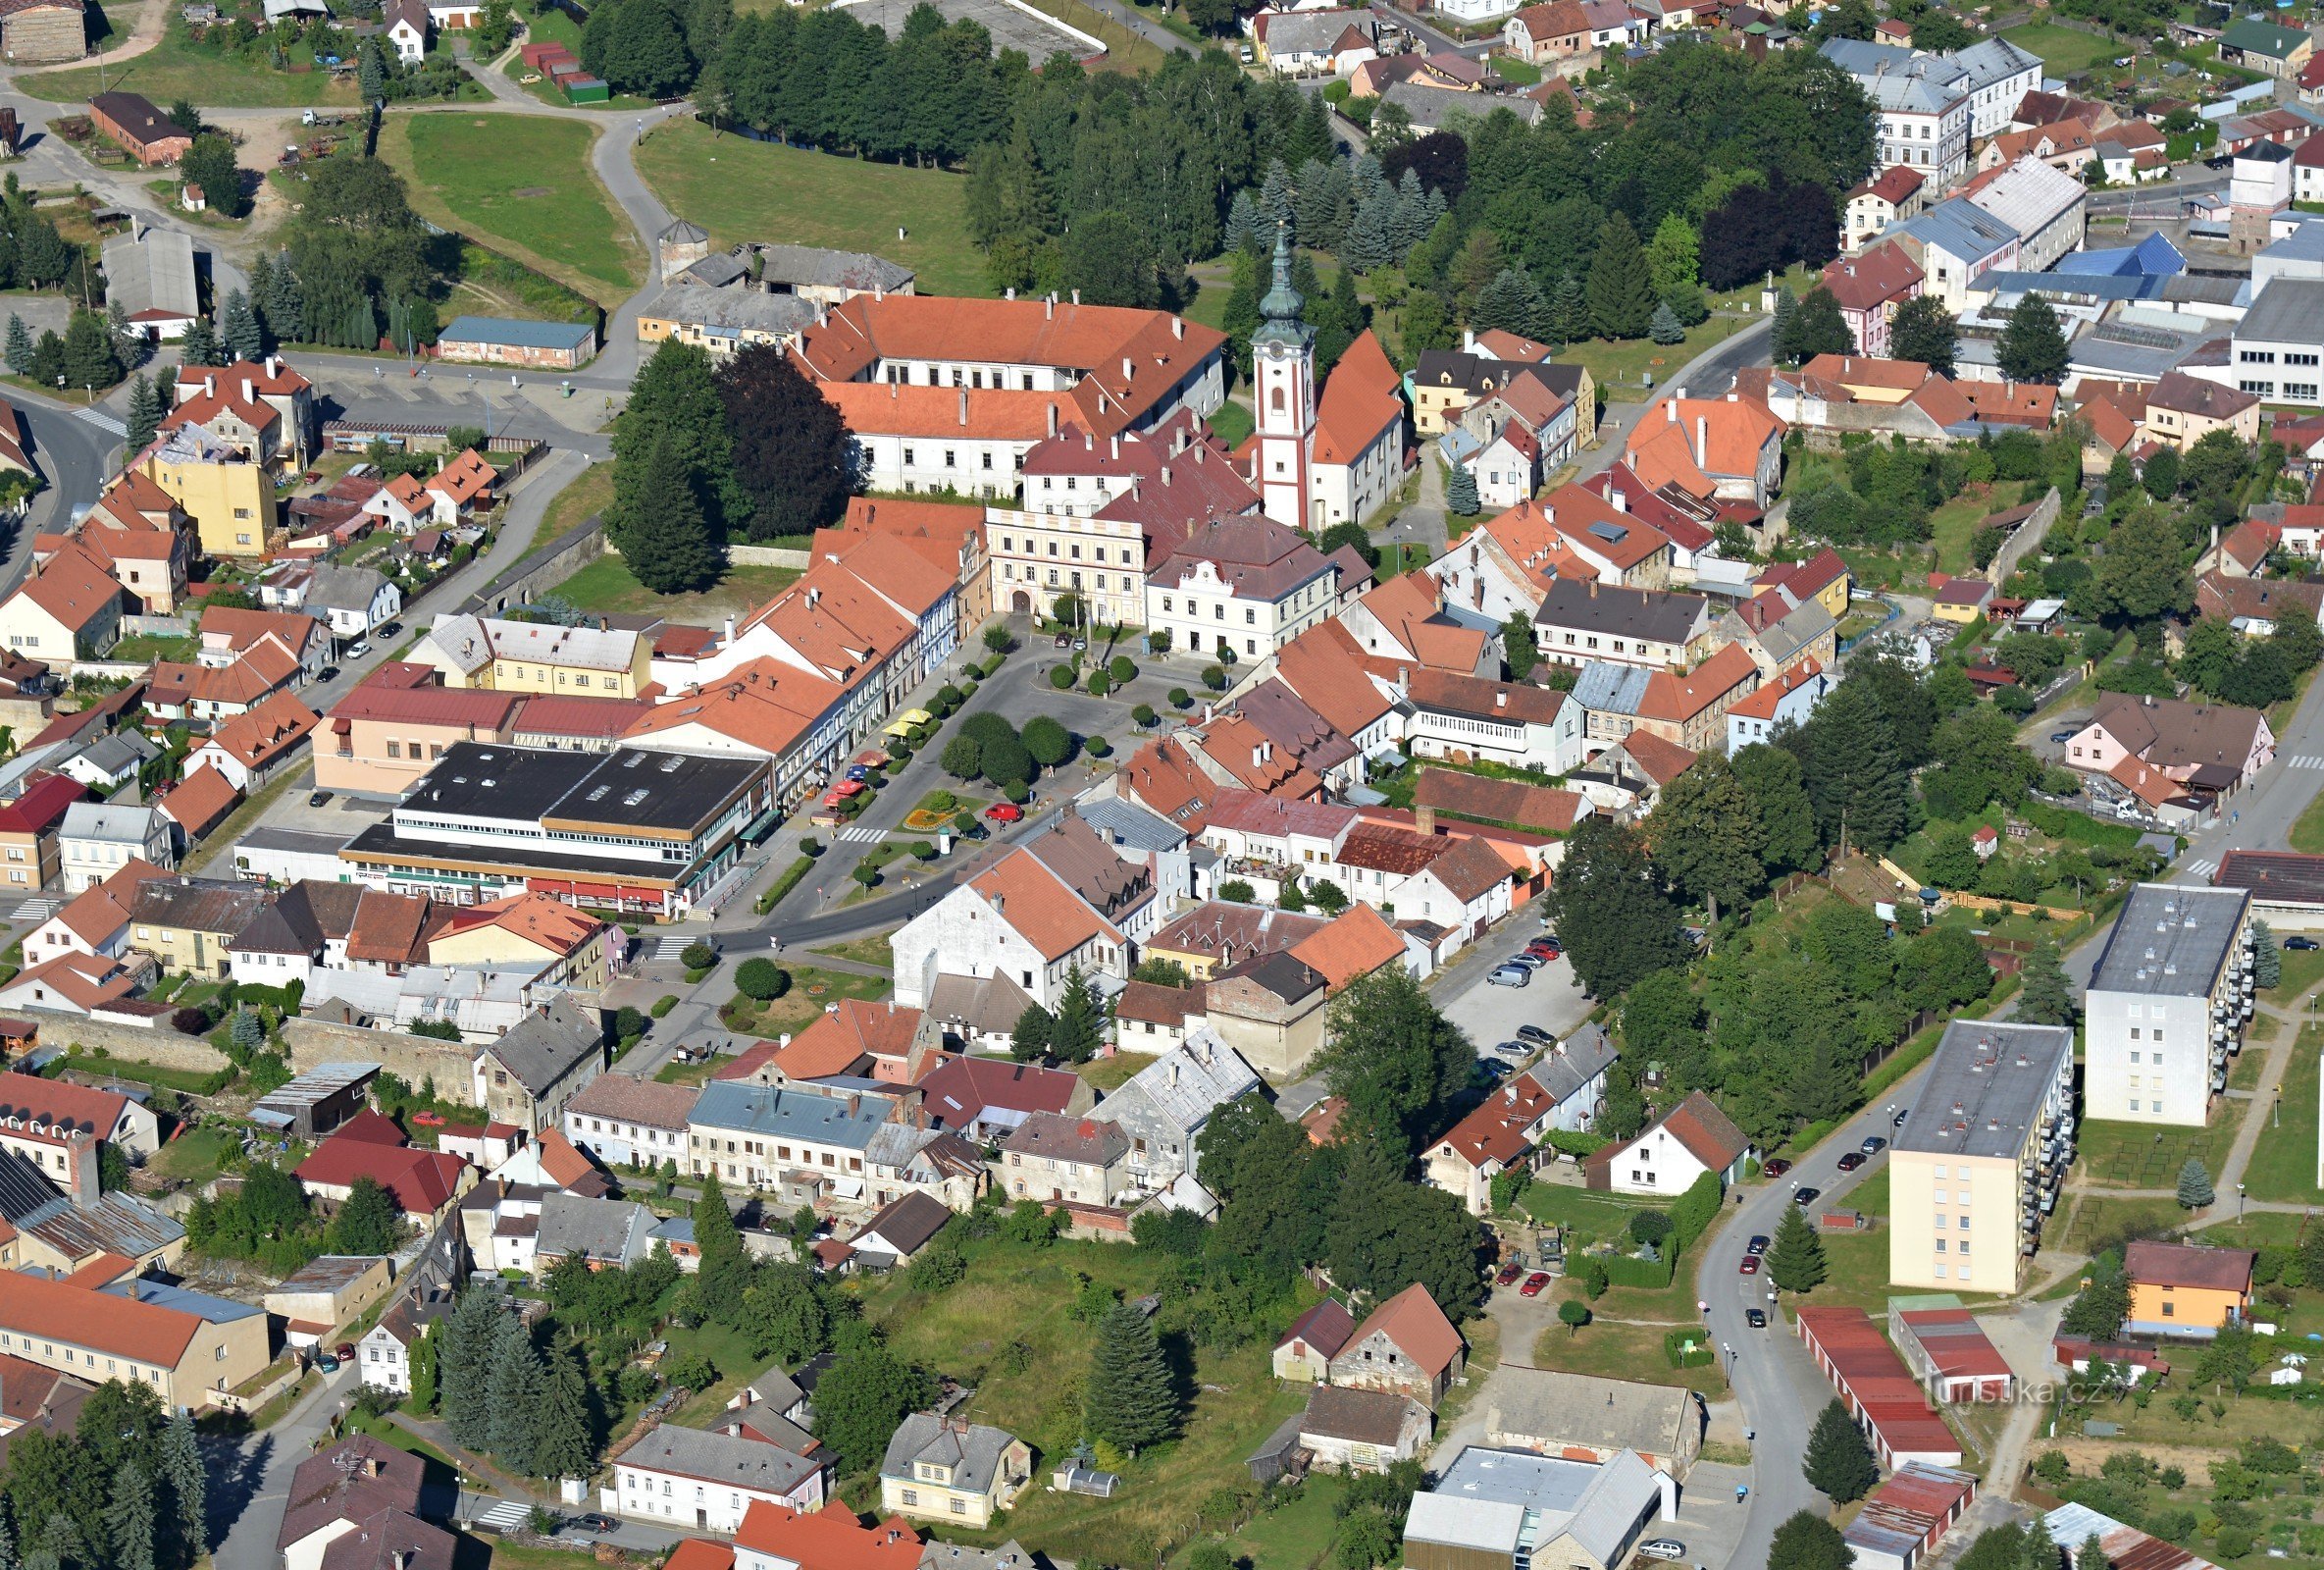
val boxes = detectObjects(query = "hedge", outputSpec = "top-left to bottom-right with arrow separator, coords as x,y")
1665,1328 -> 1716,1369
1603,1252 -> 1676,1289
1544,1128 -> 1610,1159
1670,1170 -> 1723,1257
2020,799 -> 2146,850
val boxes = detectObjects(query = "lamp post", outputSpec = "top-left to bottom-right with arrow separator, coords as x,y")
2239,1181 -> 2247,1223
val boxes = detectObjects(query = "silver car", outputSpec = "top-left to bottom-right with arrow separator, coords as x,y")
1637,1543 -> 1687,1562
1487,964 -> 1531,987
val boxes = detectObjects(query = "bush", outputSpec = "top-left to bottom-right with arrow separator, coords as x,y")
1219,879 -> 1256,903
171,1006 -> 210,1034
1109,655 -> 1136,684
1088,670 -> 1110,696
613,1005 -> 647,1042
680,939 -> 719,970
910,840 -> 937,862
800,837 -> 823,857
1050,664 -> 1075,690
650,995 -> 679,1018
1132,703 -> 1158,727
982,625 -> 1013,654
1004,780 -> 1030,805
735,958 -> 791,1000
1168,687 -> 1192,708
1147,630 -> 1170,654
1202,664 -> 1227,691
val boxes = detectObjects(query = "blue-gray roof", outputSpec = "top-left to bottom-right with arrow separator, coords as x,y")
1570,662 -> 1652,717
1981,271 -> 2172,303
2057,232 -> 2185,278
439,316 -> 596,351
1075,797 -> 1185,856
2261,223 -> 2324,266
1896,198 -> 2019,262
690,1080 -> 890,1151
102,1280 -> 264,1323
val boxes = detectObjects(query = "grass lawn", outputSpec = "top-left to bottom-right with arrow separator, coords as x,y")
1564,312 -> 1751,401
1531,1313 -> 1729,1400
2045,1192 -> 2188,1256
1518,1181 -> 1678,1245
26,16 -> 362,104
849,1233 -> 1319,1568
1075,1052 -> 1149,1093
536,463 -> 610,546
725,964 -> 890,1039
2076,1113 -> 2240,1192
1209,398 -> 1255,450
2274,945 -> 2324,1002
2241,1024 -> 2318,1204
110,632 -> 197,664
1014,0 -> 1171,73
2002,21 -> 2122,75
550,553 -> 800,622
379,114 -> 645,308
2293,786 -> 2324,854
631,120 -> 987,298
1493,54 -> 1541,83
810,930 -> 895,969
1182,1474 -> 1347,1570
1929,488 -> 1995,578
151,1125 -> 238,1185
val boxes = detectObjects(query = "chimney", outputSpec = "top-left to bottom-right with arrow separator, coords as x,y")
1110,435 -> 1119,460
1047,402 -> 1059,440
1071,289 -> 1081,306
958,389 -> 969,428
266,354 -> 281,377
1416,803 -> 1436,835
1664,400 -> 1676,424
1693,416 -> 1707,467
1006,287 -> 1015,300
1587,580 -> 1598,599
1162,465 -> 1172,488
395,1554 -> 414,1570
722,615 -> 736,646
1172,317 -> 1184,340
1084,430 -> 1094,452
1610,489 -> 1627,512
1131,476 -> 1142,502
1046,293 -> 1056,319
1495,690 -> 1507,709
1121,357 -> 1134,384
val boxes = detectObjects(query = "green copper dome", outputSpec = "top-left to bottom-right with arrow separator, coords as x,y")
1252,218 -> 1314,352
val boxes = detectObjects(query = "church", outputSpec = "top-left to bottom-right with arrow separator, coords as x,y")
1246,224 -> 1411,532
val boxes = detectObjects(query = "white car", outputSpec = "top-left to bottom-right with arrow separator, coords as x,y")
1638,1543 -> 1687,1562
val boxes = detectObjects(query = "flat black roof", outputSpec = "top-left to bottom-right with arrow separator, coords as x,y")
342,821 -> 685,886
397,742 -> 764,834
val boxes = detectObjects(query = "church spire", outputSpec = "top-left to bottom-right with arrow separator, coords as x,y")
1253,219 -> 1313,350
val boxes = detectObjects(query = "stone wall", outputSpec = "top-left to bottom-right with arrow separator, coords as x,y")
471,515 -> 605,620
1986,486 -> 2063,588
281,1018 -> 479,1104
22,1013 -> 232,1073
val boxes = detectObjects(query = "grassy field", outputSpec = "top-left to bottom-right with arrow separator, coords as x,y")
26,15 -> 362,104
2242,1023 -> 2318,1205
2044,1192 -> 2188,1257
851,1233 -> 1317,1569
2077,1113 -> 2240,1192
1929,488 -> 1996,578
811,930 -> 894,968
631,120 -> 987,297
1532,1311 -> 1729,1400
378,115 -> 644,308
724,963 -> 890,1038
550,553 -> 800,621
2001,21 -> 2121,76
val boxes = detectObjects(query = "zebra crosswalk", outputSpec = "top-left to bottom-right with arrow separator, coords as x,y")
470,1500 -> 533,1535
836,825 -> 887,844
74,407 -> 128,439
2287,756 -> 2324,771
2184,857 -> 2218,879
646,935 -> 694,960
9,898 -> 55,922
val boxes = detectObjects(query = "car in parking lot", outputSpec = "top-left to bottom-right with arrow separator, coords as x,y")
318,665 -> 339,682
1745,1309 -> 1767,1329
1861,1136 -> 1886,1155
1746,1234 -> 1768,1255
1495,1261 -> 1524,1286
1488,964 -> 1531,987
1638,1543 -> 1686,1563
1738,1255 -> 1759,1275
1478,1060 -> 1512,1081
1055,632 -> 1071,648
2289,936 -> 2322,952
1510,952 -> 1546,969
1762,1158 -> 1792,1178
1793,1186 -> 1822,1206
1516,1024 -> 1557,1046
984,803 -> 1023,822
1520,1272 -> 1550,1297
1837,1152 -> 1866,1172
347,640 -> 370,657
308,791 -> 332,808
315,1353 -> 339,1372
2050,731 -> 2075,744
1493,1040 -> 1530,1060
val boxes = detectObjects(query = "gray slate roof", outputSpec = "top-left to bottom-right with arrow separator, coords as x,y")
534,1192 -> 653,1266
59,802 -> 162,845
690,1079 -> 891,1152
754,243 -> 914,293
1570,661 -> 1653,719
303,563 -> 391,617
620,1422 -> 823,1493
1075,797 -> 1187,856
880,1413 -> 1021,1494
1100,1031 -> 1259,1149
1533,579 -> 1713,644
643,284 -> 819,338
1524,1022 -> 1617,1107
2240,277 -> 2324,346
481,996 -> 603,1096
67,731 -> 158,779
103,230 -> 198,322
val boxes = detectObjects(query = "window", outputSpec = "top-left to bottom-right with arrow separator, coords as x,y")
951,1499 -> 969,1515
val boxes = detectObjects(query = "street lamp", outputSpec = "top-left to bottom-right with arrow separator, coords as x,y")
2239,1181 -> 2247,1223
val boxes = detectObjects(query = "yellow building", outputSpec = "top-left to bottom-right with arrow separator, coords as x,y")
0,1266 -> 272,1410
2125,1239 -> 2253,1336
1889,1020 -> 2076,1295
126,877 -> 270,979
425,893 -> 615,992
877,1413 -> 1032,1529
411,613 -> 653,698
138,441 -> 278,558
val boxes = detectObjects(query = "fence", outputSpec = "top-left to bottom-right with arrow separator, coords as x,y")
120,613 -> 189,639
1986,486 -> 2063,588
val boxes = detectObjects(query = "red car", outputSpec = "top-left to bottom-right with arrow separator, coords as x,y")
1738,1256 -> 1760,1276
1837,1152 -> 1866,1173
984,803 -> 1023,823
1519,1272 -> 1551,1297
1495,1261 -> 1524,1286
411,1111 -> 445,1127
1762,1158 -> 1792,1178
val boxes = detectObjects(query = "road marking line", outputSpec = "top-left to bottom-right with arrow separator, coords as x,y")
73,407 -> 127,437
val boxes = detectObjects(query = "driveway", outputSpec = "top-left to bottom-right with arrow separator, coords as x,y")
207,1362 -> 360,1570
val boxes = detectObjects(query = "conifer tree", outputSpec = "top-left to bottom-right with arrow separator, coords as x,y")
1650,301 -> 1684,344
1547,273 -> 1584,347
1222,188 -> 1259,254
531,1343 -> 595,1481
2251,919 -> 2282,989
617,430 -> 724,594
1051,966 -> 1102,1064
1585,214 -> 1657,340
1769,286 -> 1795,360
266,251 -> 306,343
126,374 -> 162,454
1804,1399 -> 1878,1502
105,1463 -> 156,1570
2177,1158 -> 2214,1210
3,314 -> 28,375
1257,161 -> 1294,232
179,318 -> 221,369
222,288 -> 263,362
1446,462 -> 1479,516
407,1323 -> 439,1414
1766,1203 -> 1827,1292
1085,1301 -> 1177,1453
439,1289 -> 500,1449
1472,267 -> 1546,340
1997,292 -> 2068,383
2016,938 -> 2076,1026
485,1316 -> 544,1475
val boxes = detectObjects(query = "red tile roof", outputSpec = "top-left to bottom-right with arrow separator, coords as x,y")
0,775 -> 87,838
294,1137 -> 468,1217
2125,1239 -> 2254,1293
0,1269 -> 201,1368
918,1056 -> 1085,1126
1313,331 -> 1406,465
1342,1282 -> 1464,1377
1434,1076 -> 1554,1171
1821,243 -> 1924,312
1287,903 -> 1407,992
155,764 -> 240,837
732,1500 -> 922,1570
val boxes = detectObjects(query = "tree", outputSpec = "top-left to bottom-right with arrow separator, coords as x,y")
1805,1399 -> 1878,1502
1780,286 -> 1852,365
613,338 -> 740,544
1062,210 -> 1159,308
61,311 -> 119,392
2252,919 -> 2282,989
438,1289 -> 500,1450
1558,1298 -> 1590,1336
1770,1510 -> 1851,1570
1784,677 -> 1908,856
125,374 -> 162,454
2060,1270 -> 2129,1340
181,132 -> 243,220
941,735 -> 981,778
328,1176 -> 402,1255
1647,211 -> 1700,302
2079,1531 -> 2111,1570
816,1342 -> 932,1475
1888,294 -> 1957,376
407,1323 -> 439,1413
359,37 -> 386,102
531,1343 -> 594,1481
1649,301 -> 1684,344
2096,507 -> 2193,622
618,430 -> 725,594
1324,1137 -> 1486,1316
1732,743 -> 1821,875
1766,1203 -> 1827,1292
1585,214 -> 1657,340
736,957 -> 789,1000
1769,286 -> 1795,357
2017,939 -> 2077,1026
717,344 -> 854,542
1646,754 -> 1768,923
1997,293 -> 2069,384
4,315 -> 29,375
1542,816 -> 1687,998
104,1462 -> 155,1570
485,1315 -> 546,1475
160,1409 -> 204,1559
2142,445 -> 2181,500
1085,1301 -> 1177,1452
1050,966 -> 1102,1064
1315,968 -> 1472,1163
1022,715 -> 1072,768
693,1171 -> 749,1324
2177,1157 -> 2214,1210
1446,462 -> 1479,515
1010,1004 -> 1055,1062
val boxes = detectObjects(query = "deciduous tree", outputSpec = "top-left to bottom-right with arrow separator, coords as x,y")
1646,754 -> 1768,923
1315,968 -> 1472,1164
718,344 -> 854,543
1543,816 -> 1688,998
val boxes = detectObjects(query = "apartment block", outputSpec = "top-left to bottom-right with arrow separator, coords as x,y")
2085,884 -> 2253,1127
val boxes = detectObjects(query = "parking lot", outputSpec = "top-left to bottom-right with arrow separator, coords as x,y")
1436,905 -> 1598,1060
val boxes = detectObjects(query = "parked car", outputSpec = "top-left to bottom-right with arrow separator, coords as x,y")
1762,1158 -> 1792,1178
1055,632 -> 1071,648
1738,1256 -> 1759,1275
347,640 -> 370,657
1745,1309 -> 1767,1329
1493,1039 -> 1530,1060
1746,1234 -> 1769,1256
318,665 -> 339,682
1510,952 -> 1546,969
308,791 -> 333,808
315,1353 -> 339,1372
2050,731 -> 2075,744
1793,1186 -> 1822,1206
1516,1024 -> 1557,1046
1638,1543 -> 1686,1563
1837,1152 -> 1866,1173
984,803 -> 1023,823
1861,1136 -> 1886,1155
378,621 -> 402,640
1520,1272 -> 1551,1297
571,1516 -> 618,1537
1495,1261 -> 1525,1286
1488,964 -> 1531,988
1478,1060 -> 1512,1081
336,1342 -> 356,1364
2288,936 -> 2321,952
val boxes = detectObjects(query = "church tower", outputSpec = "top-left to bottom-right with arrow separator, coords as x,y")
1251,219 -> 1317,530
